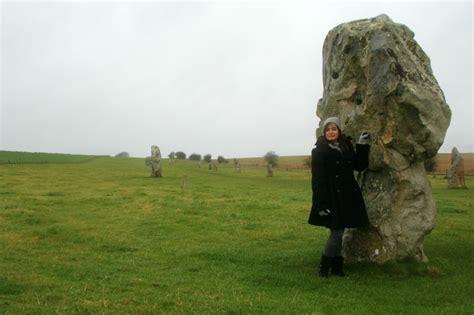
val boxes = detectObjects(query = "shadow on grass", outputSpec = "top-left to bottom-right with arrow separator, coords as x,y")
345,258 -> 444,279
248,250 -> 447,288
0,277 -> 24,295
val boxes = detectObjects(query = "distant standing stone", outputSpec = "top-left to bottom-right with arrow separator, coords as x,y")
212,163 -> 218,171
147,145 -> 162,177
448,147 -> 466,188
267,163 -> 273,177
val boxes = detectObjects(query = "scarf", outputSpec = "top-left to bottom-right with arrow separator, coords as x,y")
328,141 -> 341,152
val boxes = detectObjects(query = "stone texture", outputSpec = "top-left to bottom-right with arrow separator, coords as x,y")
146,145 -> 162,177
316,14 -> 451,263
448,147 -> 466,188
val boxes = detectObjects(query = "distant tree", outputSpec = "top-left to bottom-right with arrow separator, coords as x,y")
303,156 -> 311,168
424,156 -> 438,173
217,155 -> 228,164
189,153 -> 202,161
264,151 -> 279,167
203,154 -> 212,163
175,151 -> 186,160
115,152 -> 129,158
168,152 -> 175,159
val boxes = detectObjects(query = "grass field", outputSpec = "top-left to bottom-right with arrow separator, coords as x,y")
0,151 -> 102,164
0,153 -> 473,314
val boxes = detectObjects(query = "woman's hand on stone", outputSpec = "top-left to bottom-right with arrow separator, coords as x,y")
358,131 -> 370,144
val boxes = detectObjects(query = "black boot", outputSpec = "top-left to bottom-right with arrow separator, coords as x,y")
330,256 -> 347,277
318,255 -> 331,278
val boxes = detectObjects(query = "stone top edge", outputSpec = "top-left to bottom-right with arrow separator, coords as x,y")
327,13 -> 415,41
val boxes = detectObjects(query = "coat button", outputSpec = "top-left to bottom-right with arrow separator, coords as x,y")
336,175 -> 339,178
337,189 -> 341,193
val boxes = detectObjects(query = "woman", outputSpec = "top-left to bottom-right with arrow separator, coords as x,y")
308,117 -> 370,277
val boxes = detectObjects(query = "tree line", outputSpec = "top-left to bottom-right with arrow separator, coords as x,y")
167,152 -> 229,164
167,151 -> 280,166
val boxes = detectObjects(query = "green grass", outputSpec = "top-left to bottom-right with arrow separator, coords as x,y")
0,151 -> 104,164
0,155 -> 473,314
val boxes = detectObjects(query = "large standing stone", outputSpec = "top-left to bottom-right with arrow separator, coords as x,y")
448,147 -> 466,188
146,145 -> 162,177
316,15 -> 451,263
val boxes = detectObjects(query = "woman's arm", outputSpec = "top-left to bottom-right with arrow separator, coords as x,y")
353,144 -> 370,172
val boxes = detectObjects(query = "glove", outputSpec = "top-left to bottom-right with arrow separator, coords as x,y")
358,131 -> 370,145
318,208 -> 331,217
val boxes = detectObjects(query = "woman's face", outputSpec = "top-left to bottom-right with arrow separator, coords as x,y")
325,123 -> 340,142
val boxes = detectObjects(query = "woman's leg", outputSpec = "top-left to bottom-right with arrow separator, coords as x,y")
324,228 -> 344,257
323,228 -> 347,276
319,228 -> 344,277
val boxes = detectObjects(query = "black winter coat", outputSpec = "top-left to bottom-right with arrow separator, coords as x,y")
308,135 -> 370,229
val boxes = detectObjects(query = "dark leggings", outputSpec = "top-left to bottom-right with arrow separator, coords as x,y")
324,228 -> 345,257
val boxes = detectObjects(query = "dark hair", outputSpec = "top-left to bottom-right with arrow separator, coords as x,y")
339,135 -> 353,155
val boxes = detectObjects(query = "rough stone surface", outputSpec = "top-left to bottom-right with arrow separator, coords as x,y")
448,147 -> 466,188
146,145 -> 162,177
316,14 -> 451,263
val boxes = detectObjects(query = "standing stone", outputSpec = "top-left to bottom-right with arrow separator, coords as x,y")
267,163 -> 273,177
147,145 -> 162,177
316,15 -> 451,263
448,147 -> 466,188
212,163 -> 218,171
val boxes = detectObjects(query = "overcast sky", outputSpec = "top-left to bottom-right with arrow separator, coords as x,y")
1,1 -> 472,158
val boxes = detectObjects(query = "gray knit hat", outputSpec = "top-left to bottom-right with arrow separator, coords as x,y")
323,117 -> 341,130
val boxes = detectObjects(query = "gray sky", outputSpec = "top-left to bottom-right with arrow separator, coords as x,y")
1,1 -> 473,158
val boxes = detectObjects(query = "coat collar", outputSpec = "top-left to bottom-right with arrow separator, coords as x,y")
315,135 -> 354,157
